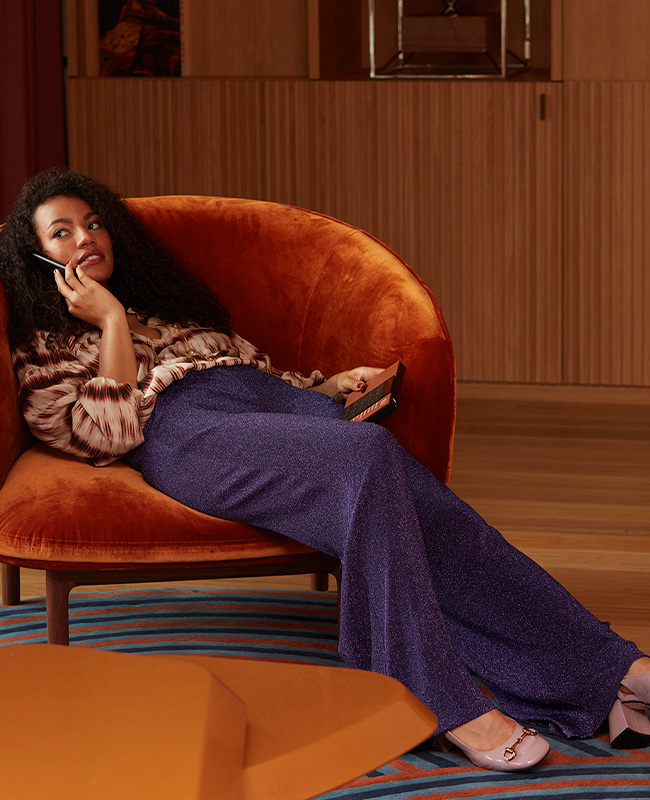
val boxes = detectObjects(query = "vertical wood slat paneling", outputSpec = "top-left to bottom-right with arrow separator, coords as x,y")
68,79 -> 268,200
564,82 -> 650,386
261,81 -> 563,384
67,78 -> 562,384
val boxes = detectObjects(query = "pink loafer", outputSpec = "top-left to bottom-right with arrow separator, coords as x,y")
609,698 -> 650,749
442,723 -> 550,772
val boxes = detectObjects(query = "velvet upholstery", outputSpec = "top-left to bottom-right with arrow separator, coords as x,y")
0,196 -> 455,572
0,285 -> 30,488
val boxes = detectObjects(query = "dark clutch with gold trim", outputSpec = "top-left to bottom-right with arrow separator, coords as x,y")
340,361 -> 406,423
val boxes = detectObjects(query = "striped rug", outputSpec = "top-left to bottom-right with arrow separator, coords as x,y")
2,587 -> 649,799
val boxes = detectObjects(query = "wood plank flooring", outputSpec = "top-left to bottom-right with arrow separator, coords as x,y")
14,385 -> 650,652
450,384 -> 650,653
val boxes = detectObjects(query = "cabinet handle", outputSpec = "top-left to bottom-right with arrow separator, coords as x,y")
539,93 -> 547,121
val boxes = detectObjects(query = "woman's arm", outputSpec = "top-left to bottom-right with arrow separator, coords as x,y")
14,264 -> 147,464
54,265 -> 138,388
95,314 -> 139,387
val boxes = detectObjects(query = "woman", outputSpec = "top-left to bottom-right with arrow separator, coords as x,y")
1,168 -> 649,772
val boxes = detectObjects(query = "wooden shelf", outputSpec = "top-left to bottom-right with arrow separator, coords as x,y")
65,0 -> 551,81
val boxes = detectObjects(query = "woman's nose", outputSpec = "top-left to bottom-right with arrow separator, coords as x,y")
76,227 -> 95,247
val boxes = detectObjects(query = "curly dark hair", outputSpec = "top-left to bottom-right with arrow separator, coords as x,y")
0,168 -> 231,348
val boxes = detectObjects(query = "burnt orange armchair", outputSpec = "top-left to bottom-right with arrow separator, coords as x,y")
0,196 -> 456,645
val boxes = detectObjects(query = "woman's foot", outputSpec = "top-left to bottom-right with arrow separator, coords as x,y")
622,656 -> 650,680
442,709 -> 550,771
619,657 -> 650,708
609,656 -> 650,749
449,709 -> 516,751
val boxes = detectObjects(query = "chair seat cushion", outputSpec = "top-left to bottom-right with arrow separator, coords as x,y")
0,445 -> 316,565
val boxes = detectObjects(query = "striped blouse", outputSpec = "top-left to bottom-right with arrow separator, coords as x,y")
12,316 -> 325,466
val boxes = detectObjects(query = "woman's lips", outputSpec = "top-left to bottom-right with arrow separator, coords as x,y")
77,251 -> 104,266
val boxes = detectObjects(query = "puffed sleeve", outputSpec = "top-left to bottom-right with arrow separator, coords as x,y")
12,334 -> 145,466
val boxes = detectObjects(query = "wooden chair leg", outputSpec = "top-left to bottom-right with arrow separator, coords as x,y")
45,572 -> 75,646
311,572 -> 329,591
1,563 -> 21,606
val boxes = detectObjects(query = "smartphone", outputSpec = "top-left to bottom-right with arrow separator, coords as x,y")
31,252 -> 70,276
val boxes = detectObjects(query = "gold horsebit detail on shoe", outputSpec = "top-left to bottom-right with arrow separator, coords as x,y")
502,727 -> 538,761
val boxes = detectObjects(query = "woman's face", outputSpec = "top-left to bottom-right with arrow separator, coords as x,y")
33,196 -> 114,286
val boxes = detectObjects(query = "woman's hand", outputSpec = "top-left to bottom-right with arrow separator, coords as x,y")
54,264 -> 126,331
310,366 -> 386,401
54,265 -> 139,388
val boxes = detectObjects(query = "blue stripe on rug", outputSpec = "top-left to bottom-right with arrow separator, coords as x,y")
319,788 -> 650,800
318,763 -> 650,799
1,587 -> 649,800
542,733 -> 618,758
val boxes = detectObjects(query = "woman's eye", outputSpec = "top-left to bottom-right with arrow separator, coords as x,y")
53,229 -> 67,238
88,220 -> 102,230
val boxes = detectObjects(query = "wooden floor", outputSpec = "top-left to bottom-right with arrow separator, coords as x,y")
15,384 -> 650,653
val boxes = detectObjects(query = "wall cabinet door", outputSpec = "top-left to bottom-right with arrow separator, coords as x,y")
563,82 -> 650,386
391,81 -> 562,384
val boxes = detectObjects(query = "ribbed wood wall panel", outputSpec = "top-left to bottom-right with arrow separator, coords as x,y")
564,82 -> 650,386
559,0 -> 650,81
67,78 -> 562,383
68,80 -> 268,199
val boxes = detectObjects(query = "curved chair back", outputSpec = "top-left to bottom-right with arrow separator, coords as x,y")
126,196 -> 456,483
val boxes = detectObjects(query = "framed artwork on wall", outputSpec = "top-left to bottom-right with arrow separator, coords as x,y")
98,0 -> 181,76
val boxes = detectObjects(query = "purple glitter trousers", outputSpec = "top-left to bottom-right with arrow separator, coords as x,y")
128,366 -> 643,736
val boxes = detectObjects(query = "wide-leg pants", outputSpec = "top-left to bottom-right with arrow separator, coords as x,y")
128,366 -> 643,735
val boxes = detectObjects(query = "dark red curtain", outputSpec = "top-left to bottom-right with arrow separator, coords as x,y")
0,0 -> 67,221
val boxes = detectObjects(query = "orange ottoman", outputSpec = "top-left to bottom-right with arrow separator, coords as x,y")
0,644 -> 438,799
